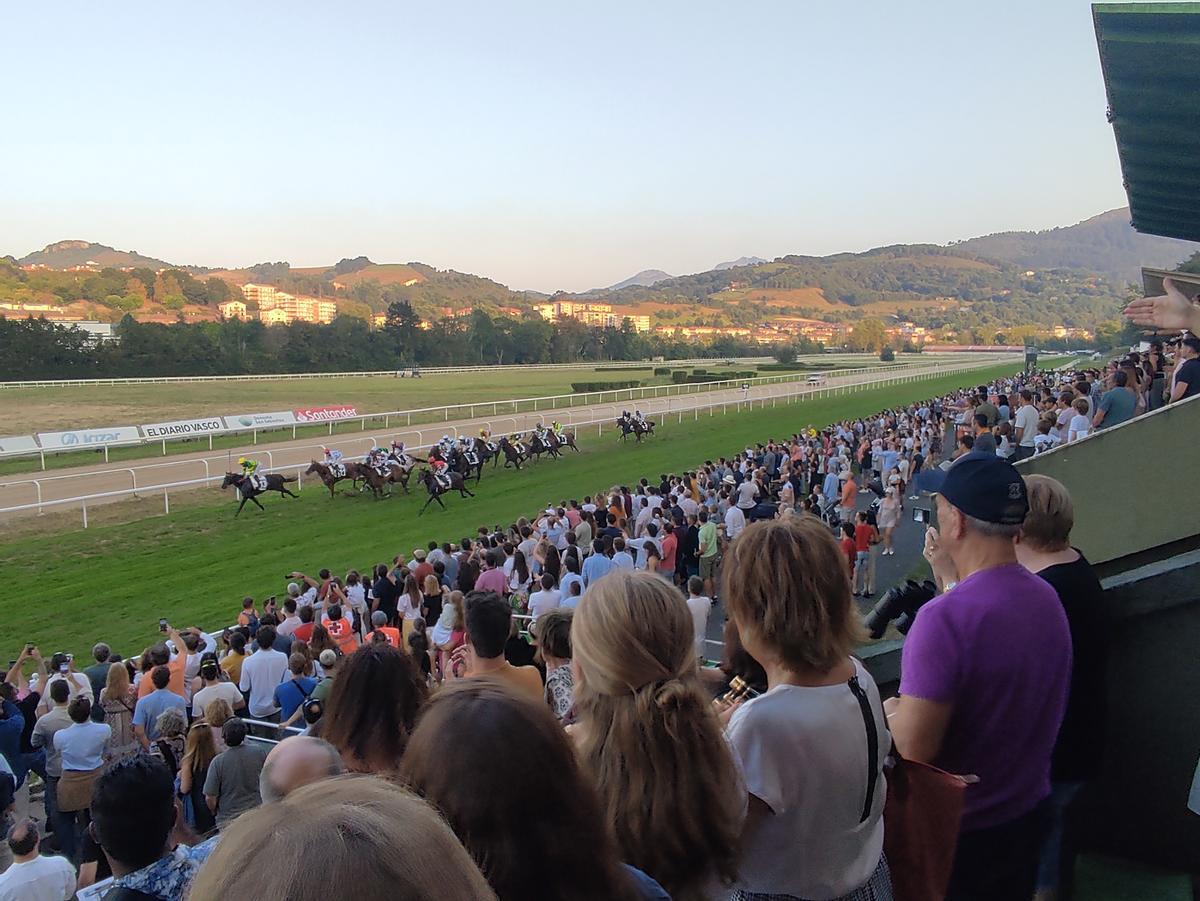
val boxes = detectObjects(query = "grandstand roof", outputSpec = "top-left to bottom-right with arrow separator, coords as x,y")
1094,2 -> 1200,242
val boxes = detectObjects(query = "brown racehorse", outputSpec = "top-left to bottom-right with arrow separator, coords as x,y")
306,460 -> 388,499
417,468 -> 475,514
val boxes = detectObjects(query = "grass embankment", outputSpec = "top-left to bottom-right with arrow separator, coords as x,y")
0,362 -> 1026,662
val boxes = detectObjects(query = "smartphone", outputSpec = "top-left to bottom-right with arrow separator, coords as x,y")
912,507 -> 929,524
66,653 -> 73,662
58,663 -> 68,674
24,643 -> 33,652
159,618 -> 169,632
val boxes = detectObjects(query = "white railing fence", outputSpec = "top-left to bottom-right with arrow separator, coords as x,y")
0,357 -> 1016,527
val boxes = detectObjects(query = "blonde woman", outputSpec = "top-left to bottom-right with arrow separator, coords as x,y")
188,776 -> 496,901
571,569 -> 742,900
721,516 -> 892,901
179,722 -> 219,833
100,662 -> 139,764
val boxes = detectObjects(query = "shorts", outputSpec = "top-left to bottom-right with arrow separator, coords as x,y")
699,554 -> 717,579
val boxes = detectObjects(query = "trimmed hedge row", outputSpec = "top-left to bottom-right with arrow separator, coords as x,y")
756,362 -> 840,372
594,366 -> 653,372
684,370 -> 757,384
571,380 -> 644,392
653,366 -> 672,375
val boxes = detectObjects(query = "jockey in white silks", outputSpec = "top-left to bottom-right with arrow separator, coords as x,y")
322,447 -> 345,475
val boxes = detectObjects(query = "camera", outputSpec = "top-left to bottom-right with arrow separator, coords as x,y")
159,618 -> 169,632
863,579 -> 938,639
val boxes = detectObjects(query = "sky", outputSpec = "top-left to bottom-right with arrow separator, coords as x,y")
1,1 -> 1128,293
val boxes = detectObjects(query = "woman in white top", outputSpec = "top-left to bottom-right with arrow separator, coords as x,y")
721,516 -> 892,901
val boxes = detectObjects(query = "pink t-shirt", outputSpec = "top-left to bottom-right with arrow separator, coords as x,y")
474,567 -> 508,595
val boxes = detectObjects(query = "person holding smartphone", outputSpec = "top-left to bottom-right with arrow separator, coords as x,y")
37,652 -> 93,715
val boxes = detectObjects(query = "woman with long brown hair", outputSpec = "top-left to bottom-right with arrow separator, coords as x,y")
179,720 -> 219,833
99,661 -> 138,763
321,642 -> 428,773
571,569 -> 742,899
721,515 -> 891,901
400,681 -> 666,900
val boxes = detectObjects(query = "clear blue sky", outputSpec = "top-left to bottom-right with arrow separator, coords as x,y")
1,0 -> 1127,293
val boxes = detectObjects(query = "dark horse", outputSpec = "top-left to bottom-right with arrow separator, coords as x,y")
221,472 -> 298,516
450,447 -> 485,484
498,437 -> 525,469
546,430 -> 580,454
617,417 -> 654,443
417,468 -> 475,515
527,433 -> 560,461
306,460 -> 388,499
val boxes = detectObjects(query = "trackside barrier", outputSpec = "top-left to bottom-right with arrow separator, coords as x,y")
0,356 -> 1021,526
0,359 -> 987,469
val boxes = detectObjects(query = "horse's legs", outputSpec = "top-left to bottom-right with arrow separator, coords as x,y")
419,494 -> 436,515
281,488 -> 299,498
434,493 -> 446,509
461,485 -> 474,497
251,495 -> 266,512
235,496 -> 248,517
327,480 -> 336,499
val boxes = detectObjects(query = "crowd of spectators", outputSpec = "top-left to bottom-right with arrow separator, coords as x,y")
0,362 -> 1126,900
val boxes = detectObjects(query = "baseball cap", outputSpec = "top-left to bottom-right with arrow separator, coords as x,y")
413,549 -> 426,560
914,452 -> 1028,525
318,649 -> 338,668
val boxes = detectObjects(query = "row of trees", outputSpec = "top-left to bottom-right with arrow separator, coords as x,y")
0,303 -> 773,380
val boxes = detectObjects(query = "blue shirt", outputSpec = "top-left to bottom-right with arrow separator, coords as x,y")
113,835 -> 218,899
581,553 -> 615,587
0,700 -> 27,787
274,676 -> 318,720
559,572 -> 583,600
132,689 -> 187,741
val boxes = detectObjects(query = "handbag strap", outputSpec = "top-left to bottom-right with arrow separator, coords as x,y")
848,674 -> 880,825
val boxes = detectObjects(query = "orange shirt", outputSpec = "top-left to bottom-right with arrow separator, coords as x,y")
366,627 -> 402,649
841,479 -> 856,508
138,652 -> 187,699
324,617 -> 359,655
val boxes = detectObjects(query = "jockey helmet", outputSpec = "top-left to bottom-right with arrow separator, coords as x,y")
238,456 -> 247,466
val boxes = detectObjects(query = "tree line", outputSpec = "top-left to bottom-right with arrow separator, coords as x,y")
0,302 -> 777,380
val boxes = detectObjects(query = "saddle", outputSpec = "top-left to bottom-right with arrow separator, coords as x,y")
248,474 -> 269,491
513,443 -> 526,455
485,441 -> 498,453
373,465 -> 391,478
435,473 -> 453,489
329,463 -> 346,478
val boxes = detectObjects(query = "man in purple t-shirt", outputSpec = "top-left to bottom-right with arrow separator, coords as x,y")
472,548 -> 508,595
886,453 -> 1071,901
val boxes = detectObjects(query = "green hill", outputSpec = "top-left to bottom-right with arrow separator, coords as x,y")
18,240 -> 175,271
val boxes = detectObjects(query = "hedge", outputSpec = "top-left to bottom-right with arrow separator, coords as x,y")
652,367 -> 672,375
594,366 -> 653,372
571,380 -> 644,392
671,370 -> 688,383
693,368 -> 706,375
756,362 -> 840,372
684,370 -> 757,384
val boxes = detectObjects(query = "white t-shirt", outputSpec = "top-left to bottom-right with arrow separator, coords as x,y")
238,648 -> 289,717
736,480 -> 759,510
36,672 -> 92,704
1068,414 -> 1091,443
685,595 -> 712,660
626,536 -> 660,569
724,505 -> 746,540
192,681 -> 245,719
0,852 -> 77,901
1014,404 -> 1039,447
528,588 -> 562,623
726,659 -> 887,898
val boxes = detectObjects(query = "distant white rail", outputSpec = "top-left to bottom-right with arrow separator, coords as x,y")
0,357 -> 1018,527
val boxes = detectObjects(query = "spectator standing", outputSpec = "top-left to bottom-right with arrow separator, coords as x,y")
697,509 -> 720,598
203,718 -> 268,828
581,539 -> 615,588
188,776 -> 494,901
190,658 -> 245,720
239,625 -> 289,723
29,682 -> 74,861
132,666 -> 187,750
1092,370 -> 1137,430
1170,335 -> 1200,402
321,644 -> 428,774
685,576 -> 712,664
1066,398 -> 1092,443
527,574 -> 561,625
99,661 -> 139,763
0,819 -> 75,901
1017,475 -> 1109,899
721,516 -> 892,900
178,723 -> 219,834
83,643 -> 113,706
400,682 -> 667,900
534,610 -> 575,722
890,454 -> 1072,901
258,735 -> 344,803
275,655 -> 318,729
92,755 -> 217,898
1012,390 -> 1039,461
853,511 -> 879,597
571,570 -> 741,899
53,698 -> 111,853
219,631 -> 248,684
452,592 -> 543,703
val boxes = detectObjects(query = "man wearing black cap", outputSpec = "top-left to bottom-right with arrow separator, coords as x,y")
1169,335 -> 1200,403
885,453 -> 1071,901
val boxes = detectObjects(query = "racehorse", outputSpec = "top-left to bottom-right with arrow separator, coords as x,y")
306,460 -> 387,499
527,432 -> 560,461
497,437 -> 525,470
221,472 -> 298,516
417,468 -> 475,514
450,446 -> 485,484
547,430 -> 580,453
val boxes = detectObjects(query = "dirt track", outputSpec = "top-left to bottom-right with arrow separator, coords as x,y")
0,359 -> 1012,519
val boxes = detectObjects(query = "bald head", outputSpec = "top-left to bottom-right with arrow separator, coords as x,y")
6,818 -> 39,859
260,736 -> 344,803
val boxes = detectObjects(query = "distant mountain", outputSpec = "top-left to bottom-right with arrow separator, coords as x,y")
954,208 -> 1195,283
714,256 -> 767,271
18,240 -> 175,270
607,269 -> 673,290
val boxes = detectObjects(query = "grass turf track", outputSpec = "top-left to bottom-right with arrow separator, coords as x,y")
0,362 -> 1028,664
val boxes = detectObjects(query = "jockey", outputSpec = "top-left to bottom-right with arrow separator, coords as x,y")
550,420 -> 563,438
323,446 -> 343,466
367,447 -> 390,475
634,409 -> 646,425
238,456 -> 259,478
431,455 -> 451,486
389,440 -> 410,465
512,432 -> 526,455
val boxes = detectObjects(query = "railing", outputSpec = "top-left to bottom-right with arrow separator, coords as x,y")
0,358 -> 988,468
0,357 -> 1017,526
0,356 -> 773,389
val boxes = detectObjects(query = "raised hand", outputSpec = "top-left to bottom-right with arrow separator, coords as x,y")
1123,277 -> 1200,333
